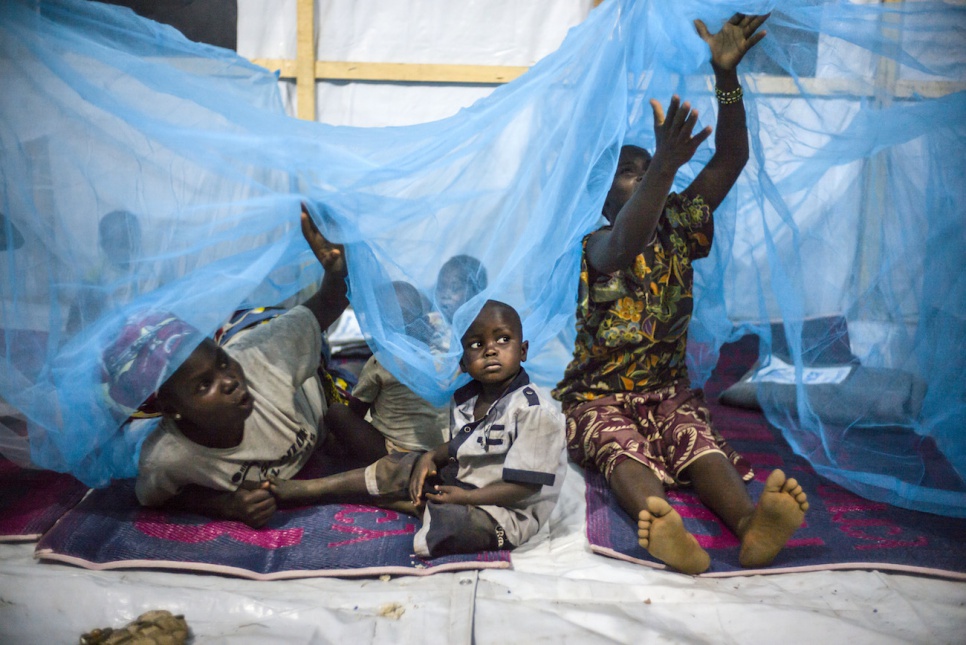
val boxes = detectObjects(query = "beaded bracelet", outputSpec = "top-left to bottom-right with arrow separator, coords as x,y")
715,84 -> 743,105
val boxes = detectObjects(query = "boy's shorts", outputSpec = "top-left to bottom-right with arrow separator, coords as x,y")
363,452 -> 511,557
563,381 -> 753,487
383,437 -> 412,455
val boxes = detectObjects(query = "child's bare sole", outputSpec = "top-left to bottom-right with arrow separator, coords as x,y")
638,497 -> 710,575
738,469 -> 809,568
267,477 -> 321,506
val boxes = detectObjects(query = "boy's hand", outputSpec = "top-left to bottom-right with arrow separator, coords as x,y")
227,482 -> 277,528
424,485 -> 471,506
695,13 -> 768,72
409,452 -> 438,508
649,96 -> 712,173
301,204 -> 346,276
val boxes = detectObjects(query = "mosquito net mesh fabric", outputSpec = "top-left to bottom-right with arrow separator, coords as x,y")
1,0 -> 963,515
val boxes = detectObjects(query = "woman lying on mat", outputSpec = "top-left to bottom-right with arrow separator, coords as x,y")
102,205 -> 347,528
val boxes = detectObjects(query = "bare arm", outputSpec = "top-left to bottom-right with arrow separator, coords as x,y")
346,395 -> 370,418
425,480 -> 540,507
160,482 -> 277,528
300,206 -> 350,332
587,97 -> 712,274
684,14 -> 768,211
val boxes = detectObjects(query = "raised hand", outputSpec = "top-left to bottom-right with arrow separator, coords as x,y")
649,95 -> 713,173
300,204 -> 346,276
694,13 -> 768,71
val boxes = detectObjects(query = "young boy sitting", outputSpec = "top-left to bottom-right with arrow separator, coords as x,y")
425,254 -> 489,352
324,281 -> 449,465
434,254 -> 488,323
104,206 -> 349,528
271,300 -> 566,557
326,255 -> 490,465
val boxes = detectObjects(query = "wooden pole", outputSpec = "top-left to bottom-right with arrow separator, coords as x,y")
296,0 -> 316,121
850,0 -> 904,322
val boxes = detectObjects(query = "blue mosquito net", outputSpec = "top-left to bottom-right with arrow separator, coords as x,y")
1,0 -> 964,516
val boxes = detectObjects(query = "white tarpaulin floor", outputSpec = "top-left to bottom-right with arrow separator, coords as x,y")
2,461 -> 965,644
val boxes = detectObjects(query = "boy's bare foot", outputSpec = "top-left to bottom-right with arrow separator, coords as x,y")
638,496 -> 710,574
267,477 -> 323,506
375,499 -> 421,516
738,469 -> 809,568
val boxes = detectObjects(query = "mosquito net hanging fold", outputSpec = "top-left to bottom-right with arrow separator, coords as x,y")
1,0 -> 963,517
0,0 -> 630,485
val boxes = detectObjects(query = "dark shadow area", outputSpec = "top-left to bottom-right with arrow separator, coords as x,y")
93,0 -> 238,50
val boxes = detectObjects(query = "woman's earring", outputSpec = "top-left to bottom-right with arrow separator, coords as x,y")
173,413 -> 182,421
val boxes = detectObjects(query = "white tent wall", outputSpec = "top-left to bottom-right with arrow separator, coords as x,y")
238,0 -> 597,126
2,2 -> 965,643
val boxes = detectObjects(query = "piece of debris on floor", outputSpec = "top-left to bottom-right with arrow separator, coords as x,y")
378,602 -> 406,620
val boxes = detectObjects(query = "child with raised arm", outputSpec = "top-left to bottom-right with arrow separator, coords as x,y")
552,14 -> 808,574
271,300 -> 566,557
105,206 -> 349,528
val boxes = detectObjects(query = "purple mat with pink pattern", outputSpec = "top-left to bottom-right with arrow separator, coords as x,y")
585,339 -> 966,579
0,458 -> 89,542
34,478 -> 511,579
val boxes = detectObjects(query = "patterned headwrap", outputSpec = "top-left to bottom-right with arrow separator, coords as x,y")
101,312 -> 201,419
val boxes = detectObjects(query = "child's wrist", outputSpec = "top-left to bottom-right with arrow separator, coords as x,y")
714,85 -> 743,106
712,65 -> 740,87
645,155 -> 680,181
419,451 -> 439,470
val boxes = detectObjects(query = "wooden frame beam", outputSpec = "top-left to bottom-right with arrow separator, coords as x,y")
258,0 -> 961,121
252,54 -> 964,101
250,58 -> 529,85
295,0 -> 315,120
